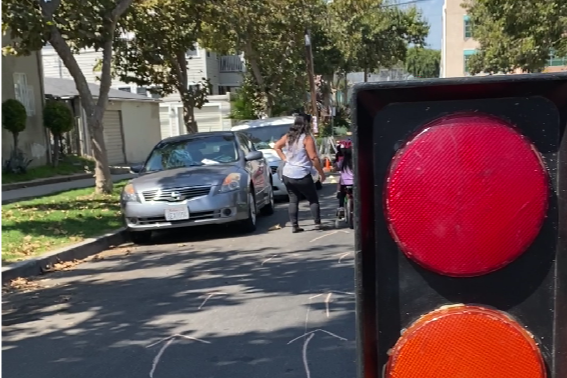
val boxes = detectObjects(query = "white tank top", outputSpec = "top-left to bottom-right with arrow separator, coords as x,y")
282,134 -> 313,179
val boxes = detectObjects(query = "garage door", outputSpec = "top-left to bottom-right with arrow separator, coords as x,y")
195,105 -> 222,132
103,110 -> 126,165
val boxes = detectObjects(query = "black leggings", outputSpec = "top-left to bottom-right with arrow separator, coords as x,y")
282,174 -> 321,227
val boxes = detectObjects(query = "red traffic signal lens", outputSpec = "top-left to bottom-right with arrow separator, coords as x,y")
386,305 -> 546,378
385,113 -> 549,277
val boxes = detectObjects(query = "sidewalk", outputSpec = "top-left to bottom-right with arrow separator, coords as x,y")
1,173 -> 135,204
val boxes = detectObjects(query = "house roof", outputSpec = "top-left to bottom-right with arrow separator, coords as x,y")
43,77 -> 160,102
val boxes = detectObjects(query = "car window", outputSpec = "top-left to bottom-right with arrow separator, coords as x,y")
143,135 -> 238,172
241,124 -> 291,150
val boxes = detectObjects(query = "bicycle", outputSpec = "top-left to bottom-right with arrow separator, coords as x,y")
335,185 -> 354,229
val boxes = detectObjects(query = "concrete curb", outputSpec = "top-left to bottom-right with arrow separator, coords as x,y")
2,167 -> 131,191
1,228 -> 129,284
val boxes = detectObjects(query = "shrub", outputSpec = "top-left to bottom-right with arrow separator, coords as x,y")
44,100 -> 74,166
2,99 -> 27,150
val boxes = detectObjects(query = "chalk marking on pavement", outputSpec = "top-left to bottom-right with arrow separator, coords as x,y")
198,292 -> 227,310
147,334 -> 210,378
310,231 -> 339,243
261,254 -> 278,266
302,333 -> 315,378
325,293 -> 333,318
336,252 -> 352,263
288,329 -> 348,344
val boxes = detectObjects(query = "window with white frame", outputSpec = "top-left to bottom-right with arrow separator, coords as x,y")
13,73 -> 35,116
186,44 -> 199,58
464,15 -> 472,39
136,86 -> 148,96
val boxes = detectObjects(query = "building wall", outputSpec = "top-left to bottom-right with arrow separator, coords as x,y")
206,51 -> 220,95
442,0 -> 567,77
442,0 -> 479,78
2,35 -> 49,167
107,100 -> 161,164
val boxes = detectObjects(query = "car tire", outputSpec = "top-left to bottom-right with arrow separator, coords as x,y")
239,190 -> 257,233
129,230 -> 152,245
261,184 -> 275,216
316,180 -> 323,190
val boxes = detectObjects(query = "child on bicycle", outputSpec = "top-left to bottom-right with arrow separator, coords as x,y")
336,145 -> 354,217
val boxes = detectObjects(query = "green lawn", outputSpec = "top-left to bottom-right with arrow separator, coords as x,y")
2,155 -> 95,184
2,181 -> 126,264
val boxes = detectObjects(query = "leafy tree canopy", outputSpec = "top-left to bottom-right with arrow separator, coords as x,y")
200,0 -> 324,116
463,0 -> 567,74
405,47 -> 440,78
329,0 -> 429,78
112,0 -> 212,133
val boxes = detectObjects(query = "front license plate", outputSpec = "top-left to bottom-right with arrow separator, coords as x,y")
165,204 -> 189,221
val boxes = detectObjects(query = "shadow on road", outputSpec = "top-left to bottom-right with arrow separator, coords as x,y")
2,181 -> 355,378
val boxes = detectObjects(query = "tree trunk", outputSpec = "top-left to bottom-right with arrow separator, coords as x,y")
12,132 -> 19,152
53,135 -> 60,167
182,102 -> 198,134
88,116 -> 113,194
39,0 -> 133,194
364,68 -> 368,82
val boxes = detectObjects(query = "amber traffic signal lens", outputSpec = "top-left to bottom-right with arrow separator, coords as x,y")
386,305 -> 546,378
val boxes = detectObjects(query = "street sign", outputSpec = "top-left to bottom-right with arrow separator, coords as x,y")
351,73 -> 567,378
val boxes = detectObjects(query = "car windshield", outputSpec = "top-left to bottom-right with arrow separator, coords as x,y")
240,124 -> 292,150
143,135 -> 238,172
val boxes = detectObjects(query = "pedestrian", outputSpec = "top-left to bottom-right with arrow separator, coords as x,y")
274,115 -> 326,233
336,146 -> 354,214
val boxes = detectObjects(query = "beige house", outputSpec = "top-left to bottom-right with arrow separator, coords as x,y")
441,0 -> 567,77
44,77 -> 162,165
2,34 -> 50,167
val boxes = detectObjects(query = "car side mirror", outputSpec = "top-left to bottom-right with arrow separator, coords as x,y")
130,164 -> 143,174
245,151 -> 263,161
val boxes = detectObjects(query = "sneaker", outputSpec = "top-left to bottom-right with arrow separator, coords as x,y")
314,223 -> 323,231
292,227 -> 305,233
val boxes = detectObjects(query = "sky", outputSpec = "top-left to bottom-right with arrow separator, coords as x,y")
416,0 -> 443,50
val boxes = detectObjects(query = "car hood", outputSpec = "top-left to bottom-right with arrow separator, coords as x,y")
130,165 -> 240,191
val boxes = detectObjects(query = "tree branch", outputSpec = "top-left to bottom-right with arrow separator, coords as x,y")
111,0 -> 135,21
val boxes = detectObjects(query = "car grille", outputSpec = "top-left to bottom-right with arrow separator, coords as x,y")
270,166 -> 278,174
141,186 -> 212,202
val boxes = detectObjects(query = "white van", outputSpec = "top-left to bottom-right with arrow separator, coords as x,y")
231,117 -> 322,199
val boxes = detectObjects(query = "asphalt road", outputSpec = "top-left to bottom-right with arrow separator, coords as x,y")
2,181 -> 356,378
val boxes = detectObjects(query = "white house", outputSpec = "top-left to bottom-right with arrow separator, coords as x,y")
42,44 -> 244,136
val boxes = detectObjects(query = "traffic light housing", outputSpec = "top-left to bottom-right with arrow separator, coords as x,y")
351,73 -> 567,378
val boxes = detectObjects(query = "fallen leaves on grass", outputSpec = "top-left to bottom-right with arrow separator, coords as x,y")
2,182 -> 126,263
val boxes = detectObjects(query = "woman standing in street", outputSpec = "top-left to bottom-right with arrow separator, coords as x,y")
274,115 -> 326,233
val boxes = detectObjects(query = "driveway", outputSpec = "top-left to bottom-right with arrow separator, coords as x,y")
2,182 -> 356,378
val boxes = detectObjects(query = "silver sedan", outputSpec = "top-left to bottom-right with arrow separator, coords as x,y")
121,132 -> 275,244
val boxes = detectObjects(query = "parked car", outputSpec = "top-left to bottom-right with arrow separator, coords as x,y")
231,117 -> 322,200
121,131 -> 275,244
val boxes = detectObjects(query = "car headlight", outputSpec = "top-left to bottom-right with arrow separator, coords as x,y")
121,183 -> 140,202
219,173 -> 241,192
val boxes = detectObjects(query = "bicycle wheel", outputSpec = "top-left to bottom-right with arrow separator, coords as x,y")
347,196 -> 354,229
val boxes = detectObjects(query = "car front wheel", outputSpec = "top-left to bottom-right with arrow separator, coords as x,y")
239,191 -> 257,233
261,183 -> 275,216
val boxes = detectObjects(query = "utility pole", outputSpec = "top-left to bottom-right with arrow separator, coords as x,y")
304,29 -> 318,133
